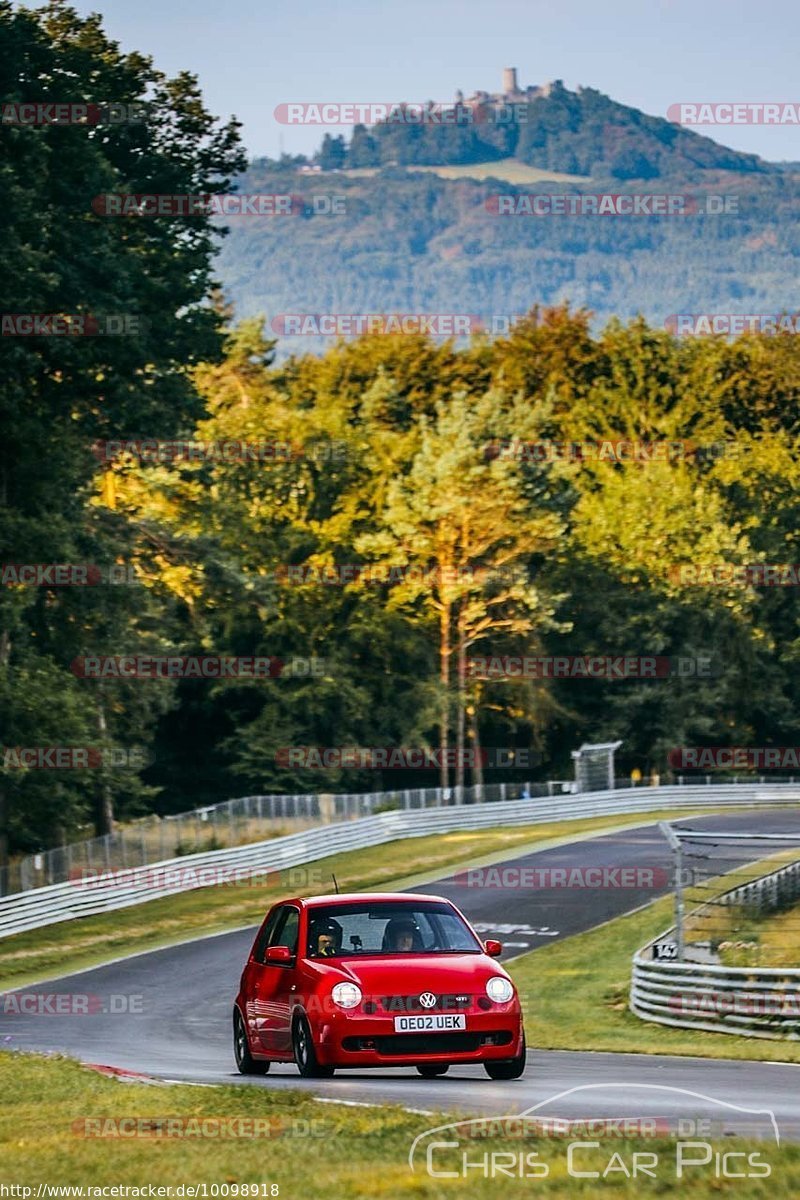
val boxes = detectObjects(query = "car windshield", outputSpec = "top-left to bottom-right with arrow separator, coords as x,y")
306,901 -> 482,958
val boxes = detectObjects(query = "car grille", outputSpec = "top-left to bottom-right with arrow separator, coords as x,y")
342,1031 -> 513,1055
378,993 -> 472,1013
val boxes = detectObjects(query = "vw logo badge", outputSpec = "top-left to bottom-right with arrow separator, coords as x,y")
418,992 -> 437,1009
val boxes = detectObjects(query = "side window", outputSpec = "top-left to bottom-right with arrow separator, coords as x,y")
272,906 -> 300,958
253,907 -> 282,963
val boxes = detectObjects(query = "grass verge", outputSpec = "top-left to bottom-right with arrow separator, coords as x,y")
509,893 -> 800,1063
0,1050 -> 797,1197
0,808 -> 708,990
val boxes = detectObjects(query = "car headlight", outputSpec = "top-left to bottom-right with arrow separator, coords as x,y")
331,982 -> 362,1009
486,976 -> 514,1004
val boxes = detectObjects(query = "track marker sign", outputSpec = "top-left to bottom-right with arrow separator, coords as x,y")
653,940 -> 678,961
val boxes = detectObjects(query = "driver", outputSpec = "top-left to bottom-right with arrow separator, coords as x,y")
309,920 -> 340,957
384,915 -> 420,953
316,931 -> 337,957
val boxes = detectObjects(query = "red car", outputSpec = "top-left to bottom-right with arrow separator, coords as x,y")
233,892 -> 525,1079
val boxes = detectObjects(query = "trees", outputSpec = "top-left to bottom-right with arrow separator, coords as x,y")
353,389 -> 564,788
317,133 -> 346,170
0,0 -> 244,850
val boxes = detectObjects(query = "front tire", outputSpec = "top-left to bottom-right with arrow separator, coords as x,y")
233,1009 -> 269,1075
484,1032 -> 526,1081
292,1014 -> 334,1078
416,1063 -> 449,1078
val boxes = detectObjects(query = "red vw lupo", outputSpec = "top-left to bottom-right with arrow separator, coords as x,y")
233,892 -> 526,1079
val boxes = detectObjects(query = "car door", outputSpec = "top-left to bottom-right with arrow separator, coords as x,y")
267,905 -> 301,1055
242,905 -> 282,1048
250,904 -> 300,1055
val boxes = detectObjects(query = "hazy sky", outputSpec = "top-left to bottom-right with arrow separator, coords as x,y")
72,0 -> 800,162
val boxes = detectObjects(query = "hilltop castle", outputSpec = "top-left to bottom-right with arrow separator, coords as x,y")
455,68 -> 565,107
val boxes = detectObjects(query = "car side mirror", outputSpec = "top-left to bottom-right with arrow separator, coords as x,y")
484,939 -> 502,958
265,945 -> 293,964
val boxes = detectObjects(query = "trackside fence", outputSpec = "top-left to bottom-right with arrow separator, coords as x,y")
3,782 -> 800,940
7,779 -> 574,896
10,773 -> 797,897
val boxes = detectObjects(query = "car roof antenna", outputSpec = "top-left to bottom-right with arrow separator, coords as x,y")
332,873 -> 340,894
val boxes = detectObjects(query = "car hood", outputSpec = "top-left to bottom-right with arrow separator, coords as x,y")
320,953 -> 507,992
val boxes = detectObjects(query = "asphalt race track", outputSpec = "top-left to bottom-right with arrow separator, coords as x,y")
3,809 -> 800,1136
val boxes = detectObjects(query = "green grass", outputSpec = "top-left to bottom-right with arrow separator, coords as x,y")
679,848 -> 800,968
509,894 -> 800,1062
0,1050 -> 796,1198
716,900 -> 800,967
0,808 -> 721,990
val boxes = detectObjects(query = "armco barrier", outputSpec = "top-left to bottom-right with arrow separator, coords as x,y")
631,856 -> 800,1039
631,957 -> 800,1040
11,779 -> 573,894
2,783 -> 800,941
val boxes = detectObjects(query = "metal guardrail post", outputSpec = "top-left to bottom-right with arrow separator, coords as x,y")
675,840 -> 685,961
659,821 -> 684,960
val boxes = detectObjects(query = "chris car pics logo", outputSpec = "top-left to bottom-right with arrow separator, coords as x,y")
408,1084 -> 778,1181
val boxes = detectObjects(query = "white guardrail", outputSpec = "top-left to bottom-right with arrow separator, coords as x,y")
631,854 -> 800,1040
2,783 -> 800,942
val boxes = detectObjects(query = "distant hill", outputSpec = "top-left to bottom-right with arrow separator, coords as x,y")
215,78 -> 794,356
312,76 -> 769,179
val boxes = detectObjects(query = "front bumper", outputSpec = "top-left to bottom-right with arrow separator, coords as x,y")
310,1005 -> 524,1067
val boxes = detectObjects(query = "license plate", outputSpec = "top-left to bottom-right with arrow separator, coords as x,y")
393,1014 -> 467,1032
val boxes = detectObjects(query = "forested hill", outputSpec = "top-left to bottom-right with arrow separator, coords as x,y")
215,159 -> 798,356
310,81 -> 769,177
214,82 -> 794,353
